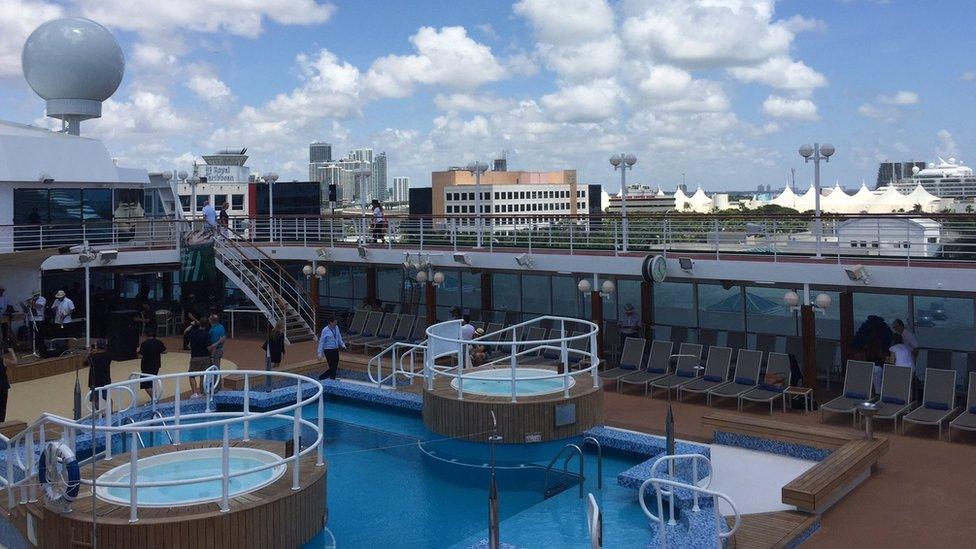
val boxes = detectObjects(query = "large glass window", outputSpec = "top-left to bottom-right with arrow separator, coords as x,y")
113,188 -> 145,220
13,189 -> 48,224
460,271 -> 482,310
352,267 -> 368,301
82,189 -> 112,221
376,268 -> 403,305
811,289 -> 840,340
492,274 -> 520,313
745,286 -> 797,336
552,276 -> 579,317
853,293 -> 909,334
915,296 -> 974,351
616,279 -> 641,321
49,189 -> 82,222
653,282 -> 696,327
698,283 -> 744,331
521,275 -> 551,314
435,270 -> 461,309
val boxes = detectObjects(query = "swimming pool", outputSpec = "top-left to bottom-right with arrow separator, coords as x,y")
95,447 -> 287,507
450,367 -> 576,397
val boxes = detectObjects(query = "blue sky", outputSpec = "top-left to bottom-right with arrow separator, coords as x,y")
0,0 -> 973,192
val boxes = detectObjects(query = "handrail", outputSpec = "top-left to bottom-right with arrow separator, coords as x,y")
639,477 -> 739,549
152,410 -> 175,445
368,340 -> 427,386
543,443 -> 585,499
649,454 -> 713,520
121,416 -> 147,450
581,436 -> 603,490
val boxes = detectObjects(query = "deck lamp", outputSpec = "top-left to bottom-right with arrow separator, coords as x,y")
784,289 -> 831,314
578,279 -> 592,293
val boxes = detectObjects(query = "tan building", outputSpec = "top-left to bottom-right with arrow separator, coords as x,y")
431,169 -> 582,228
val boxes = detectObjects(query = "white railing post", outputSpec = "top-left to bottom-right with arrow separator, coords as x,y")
591,331 -> 599,388
26,430 -> 36,502
316,393 -> 324,467
173,377 -> 182,445
105,391 -> 113,460
220,424 -> 230,512
6,443 -> 14,509
510,335 -> 518,404
561,320 -> 570,398
692,458 -> 700,512
243,375 -> 251,441
292,381 -> 301,491
129,432 -> 139,522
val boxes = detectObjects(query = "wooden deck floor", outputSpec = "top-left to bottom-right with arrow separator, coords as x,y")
728,510 -> 818,549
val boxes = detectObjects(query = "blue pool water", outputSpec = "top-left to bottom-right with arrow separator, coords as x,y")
450,367 -> 575,397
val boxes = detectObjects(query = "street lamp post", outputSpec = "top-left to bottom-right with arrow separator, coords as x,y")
187,174 -> 200,228
263,172 -> 279,240
798,143 -> 835,258
609,153 -> 637,252
466,161 -> 489,248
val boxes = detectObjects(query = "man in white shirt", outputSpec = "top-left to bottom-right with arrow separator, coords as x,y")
51,290 -> 75,326
460,314 -> 476,340
892,319 -> 918,355
202,199 -> 217,230
619,303 -> 641,350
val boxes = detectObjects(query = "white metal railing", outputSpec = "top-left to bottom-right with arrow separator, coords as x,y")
422,316 -> 600,403
639,475 -> 739,549
0,369 -> 325,523
649,454 -> 714,522
368,340 -> 427,387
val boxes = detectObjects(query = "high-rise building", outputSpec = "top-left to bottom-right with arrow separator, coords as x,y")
373,152 -> 387,201
493,157 -> 507,172
876,161 -> 926,189
349,148 -> 373,163
309,142 -> 332,164
392,176 -> 410,202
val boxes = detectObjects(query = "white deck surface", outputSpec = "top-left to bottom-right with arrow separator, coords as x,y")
708,444 -> 816,515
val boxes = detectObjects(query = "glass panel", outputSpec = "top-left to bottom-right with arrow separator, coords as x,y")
461,271 -> 482,310
327,266 -> 351,299
552,276 -> 578,317
617,279 -> 641,322
377,268 -> 403,304
521,275 -> 551,314
196,195 -> 208,209
214,194 -> 228,208
744,286 -> 797,336
351,267 -> 367,300
853,293 -> 909,334
13,189 -> 48,224
653,282 -> 696,327
603,278 -> 618,321
492,273 -> 519,313
914,296 -> 974,351
811,290 -> 840,340
698,283 -> 744,331
231,194 -> 244,209
436,271 -> 461,308
48,189 -> 82,222
82,189 -> 113,221
113,188 -> 145,220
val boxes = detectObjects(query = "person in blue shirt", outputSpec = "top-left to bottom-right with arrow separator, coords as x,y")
317,316 -> 346,380
208,314 -> 227,369
202,199 -> 217,230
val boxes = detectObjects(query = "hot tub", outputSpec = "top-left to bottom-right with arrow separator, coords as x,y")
95,447 -> 287,507
450,367 -> 575,397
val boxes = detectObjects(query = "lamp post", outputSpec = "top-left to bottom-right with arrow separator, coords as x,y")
354,163 -> 372,240
609,153 -> 637,252
187,174 -> 200,227
798,143 -> 835,258
466,161 -> 489,248
263,172 -> 279,240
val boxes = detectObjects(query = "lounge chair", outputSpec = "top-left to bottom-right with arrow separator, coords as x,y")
649,343 -> 703,398
618,340 -> 674,394
364,314 -> 415,355
343,311 -> 383,346
348,314 -> 398,352
820,360 -> 875,427
409,317 -> 428,344
739,352 -> 791,414
344,309 -> 368,337
864,364 -> 914,430
949,372 -> 976,441
708,349 -> 763,406
515,327 -> 549,361
521,329 -> 567,366
598,337 -> 646,390
903,368 -> 958,440
677,346 -> 732,402
483,323 -> 505,340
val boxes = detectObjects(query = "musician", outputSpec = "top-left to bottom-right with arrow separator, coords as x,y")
22,291 -> 45,355
51,290 -> 75,327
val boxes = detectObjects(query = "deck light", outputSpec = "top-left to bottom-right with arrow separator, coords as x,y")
783,290 -> 800,308
845,265 -> 869,284
815,293 -> 832,310
578,279 -> 592,293
600,280 -> 616,295
302,265 -> 313,276
316,265 -> 327,277
514,253 -> 534,269
357,243 -> 368,259
416,270 -> 428,283
433,272 -> 445,287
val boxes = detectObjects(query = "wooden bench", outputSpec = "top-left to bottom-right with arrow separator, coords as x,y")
222,359 -> 328,390
702,412 -> 888,514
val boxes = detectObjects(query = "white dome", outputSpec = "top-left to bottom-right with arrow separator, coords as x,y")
22,17 -> 124,103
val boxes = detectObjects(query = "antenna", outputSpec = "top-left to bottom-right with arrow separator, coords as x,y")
790,168 -> 796,192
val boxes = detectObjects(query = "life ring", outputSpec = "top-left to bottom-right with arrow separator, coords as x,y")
38,441 -> 81,505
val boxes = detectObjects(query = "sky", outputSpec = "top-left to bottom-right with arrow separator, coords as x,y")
0,0 -> 974,193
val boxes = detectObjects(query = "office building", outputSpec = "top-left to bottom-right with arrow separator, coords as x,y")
493,157 -> 507,172
373,152 -> 387,201
876,161 -> 926,189
309,142 -> 332,164
392,176 -> 410,203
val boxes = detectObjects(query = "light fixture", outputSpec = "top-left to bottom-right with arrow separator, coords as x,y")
416,270 -> 429,283
316,248 -> 332,261
403,252 -> 415,270
99,250 -> 118,262
302,265 -> 313,276
453,252 -> 470,265
678,257 -> 694,271
578,279 -> 592,293
784,289 -> 831,315
433,271 -> 445,286
845,265 -> 869,284
514,253 -> 534,269
600,280 -> 616,295
783,290 -> 800,308
316,265 -> 327,277
815,292 -> 832,310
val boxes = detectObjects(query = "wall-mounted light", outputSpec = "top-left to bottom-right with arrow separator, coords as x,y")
453,252 -> 470,265
579,277 -> 615,298
316,248 -> 332,261
303,264 -> 327,279
357,243 -> 368,260
845,265 -> 870,284
784,289 -> 831,315
514,253 -> 534,269
678,257 -> 694,271
99,250 -> 118,262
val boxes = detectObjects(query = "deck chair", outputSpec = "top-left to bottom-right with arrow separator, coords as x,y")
566,332 -> 596,370
864,364 -> 914,430
483,323 -> 505,341
409,317 -> 428,343
820,360 -> 875,427
364,314 -> 415,354
521,328 -> 568,366
345,309 -> 368,336
903,368 -> 957,440
949,372 -> 976,441
516,327 -> 549,359
708,349 -> 763,406
618,340 -> 674,394
348,314 -> 398,352
739,352 -> 791,414
344,312 -> 383,346
649,343 -> 703,398
677,346 -> 732,402
598,337 -> 646,389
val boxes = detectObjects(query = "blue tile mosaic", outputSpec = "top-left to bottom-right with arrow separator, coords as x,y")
319,380 -> 423,412
785,518 -> 821,549
712,431 -> 831,462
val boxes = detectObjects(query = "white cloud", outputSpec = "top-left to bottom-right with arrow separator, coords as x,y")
936,129 -> 959,159
962,71 -> 976,82
781,15 -> 827,33
762,95 -> 819,121
0,0 -> 63,77
131,42 -> 180,72
76,0 -> 336,36
728,56 -> 827,93
857,103 -> 897,123
515,0 -> 621,80
363,26 -> 505,98
433,93 -> 511,114
89,91 -> 201,139
637,64 -> 693,99
877,90 -> 919,105
187,74 -> 233,105
540,79 -> 622,123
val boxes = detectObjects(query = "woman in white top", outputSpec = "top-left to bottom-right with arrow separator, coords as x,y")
370,199 -> 385,242
878,333 -> 916,394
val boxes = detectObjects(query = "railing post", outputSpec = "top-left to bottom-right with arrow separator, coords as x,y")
129,432 -> 139,522
173,377 -> 182,445
692,458 -> 700,512
316,393 -> 324,467
25,430 -> 36,502
6,443 -> 14,509
105,391 -> 113,460
243,375 -> 251,441
292,381 -> 301,491
221,424 -> 230,512
561,320 -> 570,398
419,218 -> 425,251
510,335 -> 518,404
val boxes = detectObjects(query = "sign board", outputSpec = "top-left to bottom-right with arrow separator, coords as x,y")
524,433 -> 542,443
554,403 -> 577,427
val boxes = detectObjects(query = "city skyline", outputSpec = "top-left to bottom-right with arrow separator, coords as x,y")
0,1 -> 973,192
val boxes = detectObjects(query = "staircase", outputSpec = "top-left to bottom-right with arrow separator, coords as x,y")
212,234 -> 316,342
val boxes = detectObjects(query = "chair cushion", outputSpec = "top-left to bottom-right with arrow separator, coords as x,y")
676,370 -> 694,378
760,383 -> 782,392
649,367 -> 666,375
925,401 -> 949,410
882,396 -> 906,405
620,363 -> 637,371
734,376 -> 754,385
704,375 -> 722,382
845,391 -> 866,399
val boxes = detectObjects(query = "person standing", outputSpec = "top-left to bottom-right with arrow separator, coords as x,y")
87,340 -> 112,410
619,303 -> 641,350
0,339 -> 15,422
262,320 -> 287,370
184,320 -> 211,398
317,316 -> 346,380
892,319 -> 918,356
371,199 -> 385,242
137,330 -> 167,401
208,314 -> 226,369
202,199 -> 217,231
182,295 -> 200,350
460,314 -> 476,340
51,290 -> 75,328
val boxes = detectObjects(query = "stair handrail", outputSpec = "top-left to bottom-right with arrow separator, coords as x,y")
151,410 -> 175,445
543,443 -> 585,499
368,341 -> 427,386
213,239 -> 296,322
121,416 -> 147,450
581,436 -> 603,490
221,229 -> 314,318
649,453 -> 713,525
639,476 -> 739,549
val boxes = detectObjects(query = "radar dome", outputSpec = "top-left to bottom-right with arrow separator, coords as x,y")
21,17 -> 124,135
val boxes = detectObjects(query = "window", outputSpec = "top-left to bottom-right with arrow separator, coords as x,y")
196,195 -> 208,209
214,194 -> 228,208
377,268 -> 403,305
927,237 -> 938,243
492,274 -> 520,312
744,286 -> 797,336
853,293 -> 908,334
461,271 -> 482,310
654,282 -> 696,327
521,275 -> 551,314
850,241 -> 858,248
49,189 -> 82,222
698,283 -> 744,331
915,296 -> 974,350
231,194 -> 244,210
179,195 -> 190,210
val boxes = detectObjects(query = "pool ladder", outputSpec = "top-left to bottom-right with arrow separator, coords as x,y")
121,412 -> 175,451
542,436 -> 602,499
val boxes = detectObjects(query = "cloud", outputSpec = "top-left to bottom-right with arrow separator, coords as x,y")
75,0 -> 336,36
515,0 -> 621,80
936,129 -> 959,159
433,93 -> 511,114
781,15 -> 827,33
0,0 -> 63,77
363,26 -> 505,98
88,90 -> 201,139
540,78 -> 622,122
762,95 -> 819,121
877,90 -> 919,105
186,74 -> 234,105
962,71 -> 976,82
857,103 -> 898,123
728,56 -> 827,93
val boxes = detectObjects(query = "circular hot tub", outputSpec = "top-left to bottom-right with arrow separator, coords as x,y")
450,367 -> 575,397
95,447 -> 287,507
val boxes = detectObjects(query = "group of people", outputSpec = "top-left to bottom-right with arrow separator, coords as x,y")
851,316 -> 919,393
201,199 -> 232,236
182,313 -> 227,398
